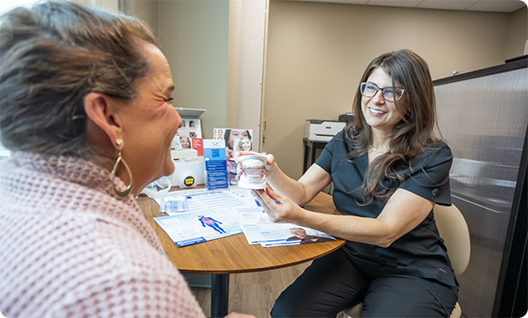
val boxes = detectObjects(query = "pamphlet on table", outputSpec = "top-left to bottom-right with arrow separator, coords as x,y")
154,189 -> 249,247
234,207 -> 336,247
153,188 -> 335,248
155,208 -> 242,247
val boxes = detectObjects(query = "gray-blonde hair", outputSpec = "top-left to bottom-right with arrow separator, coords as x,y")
0,0 -> 158,158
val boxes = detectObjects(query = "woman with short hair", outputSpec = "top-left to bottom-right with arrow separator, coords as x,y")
0,2 -> 253,318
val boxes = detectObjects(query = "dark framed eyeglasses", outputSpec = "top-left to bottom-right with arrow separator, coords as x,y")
360,82 -> 405,102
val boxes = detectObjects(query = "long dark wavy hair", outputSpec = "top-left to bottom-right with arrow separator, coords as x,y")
345,49 -> 440,204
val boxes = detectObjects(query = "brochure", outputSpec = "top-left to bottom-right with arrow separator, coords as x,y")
170,118 -> 203,152
203,139 -> 229,190
155,208 -> 242,247
153,188 -> 335,248
191,138 -> 203,156
154,189 -> 250,247
159,188 -> 250,214
234,207 -> 336,247
180,118 -> 202,138
212,128 -> 253,161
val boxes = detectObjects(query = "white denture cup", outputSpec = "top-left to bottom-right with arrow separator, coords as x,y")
238,154 -> 267,189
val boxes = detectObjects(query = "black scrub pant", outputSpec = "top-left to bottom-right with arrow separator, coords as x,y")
271,247 -> 458,318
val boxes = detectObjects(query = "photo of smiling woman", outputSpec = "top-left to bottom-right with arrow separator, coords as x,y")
180,136 -> 191,149
238,49 -> 458,318
223,128 -> 252,159
235,138 -> 253,152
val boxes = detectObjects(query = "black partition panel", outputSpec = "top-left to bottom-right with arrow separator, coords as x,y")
433,57 -> 527,318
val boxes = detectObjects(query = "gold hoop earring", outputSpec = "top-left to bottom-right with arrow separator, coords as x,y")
111,139 -> 133,198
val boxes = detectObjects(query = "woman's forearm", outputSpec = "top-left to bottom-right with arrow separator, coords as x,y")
293,209 -> 395,247
255,187 -> 434,248
265,163 -> 312,205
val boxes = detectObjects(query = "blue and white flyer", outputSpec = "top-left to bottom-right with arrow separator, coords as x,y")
155,207 -> 242,247
154,189 -> 249,246
234,207 -> 336,247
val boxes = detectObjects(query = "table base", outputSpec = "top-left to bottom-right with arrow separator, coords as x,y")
211,274 -> 229,317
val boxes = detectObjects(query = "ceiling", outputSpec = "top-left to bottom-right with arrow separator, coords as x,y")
274,0 -> 527,13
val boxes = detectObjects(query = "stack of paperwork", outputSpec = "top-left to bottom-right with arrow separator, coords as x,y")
152,188 -> 335,247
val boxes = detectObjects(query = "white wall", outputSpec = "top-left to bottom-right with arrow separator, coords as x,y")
0,0 -> 40,14
126,0 -> 159,38
227,0 -> 268,151
73,0 -> 118,11
505,5 -> 528,58
158,0 -> 229,139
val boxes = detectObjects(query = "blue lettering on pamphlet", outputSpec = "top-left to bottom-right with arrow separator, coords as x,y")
176,237 -> 206,247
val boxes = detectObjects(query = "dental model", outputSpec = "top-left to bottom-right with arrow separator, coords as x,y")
238,154 -> 267,189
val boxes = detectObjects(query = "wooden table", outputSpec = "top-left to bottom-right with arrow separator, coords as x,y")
137,188 -> 345,317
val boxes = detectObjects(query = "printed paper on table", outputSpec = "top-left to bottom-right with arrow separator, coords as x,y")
234,207 -> 336,247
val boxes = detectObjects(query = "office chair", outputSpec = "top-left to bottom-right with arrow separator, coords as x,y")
342,204 -> 471,318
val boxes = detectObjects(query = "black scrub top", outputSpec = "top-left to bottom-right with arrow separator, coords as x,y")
315,129 -> 457,287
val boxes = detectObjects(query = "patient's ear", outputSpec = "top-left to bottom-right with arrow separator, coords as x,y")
83,92 -> 124,150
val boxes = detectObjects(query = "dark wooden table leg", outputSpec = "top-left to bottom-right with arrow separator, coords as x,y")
210,274 -> 229,318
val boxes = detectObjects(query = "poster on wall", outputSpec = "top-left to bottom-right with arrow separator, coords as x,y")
212,128 -> 253,160
171,118 -> 203,153
180,118 -> 202,139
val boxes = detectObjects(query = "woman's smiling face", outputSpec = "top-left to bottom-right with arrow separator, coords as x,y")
361,67 -> 407,136
117,43 -> 182,193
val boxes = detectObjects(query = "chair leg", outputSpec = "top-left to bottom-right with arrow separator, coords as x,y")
450,302 -> 461,318
341,302 -> 363,318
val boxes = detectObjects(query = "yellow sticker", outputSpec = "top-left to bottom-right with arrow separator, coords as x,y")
184,176 -> 195,186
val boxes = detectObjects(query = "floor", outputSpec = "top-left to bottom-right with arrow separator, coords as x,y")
190,261 -> 348,318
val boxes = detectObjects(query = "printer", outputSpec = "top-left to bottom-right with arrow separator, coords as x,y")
305,120 -> 346,142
